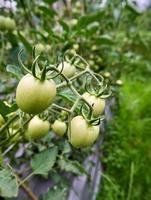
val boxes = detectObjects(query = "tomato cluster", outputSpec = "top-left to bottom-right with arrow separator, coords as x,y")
12,53 -> 109,148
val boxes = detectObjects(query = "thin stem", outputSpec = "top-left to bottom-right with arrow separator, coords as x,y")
56,81 -> 68,89
47,66 -> 69,83
7,164 -> 38,200
70,85 -> 81,98
69,69 -> 87,81
2,143 -> 15,156
0,33 -> 5,66
51,103 -> 71,113
87,69 -> 101,84
56,69 -> 88,89
19,178 -> 38,200
19,171 -> 35,186
31,55 -> 40,78
0,116 -> 33,148
70,97 -> 80,112
18,49 -> 31,74
127,162 -> 134,200
0,114 -> 19,134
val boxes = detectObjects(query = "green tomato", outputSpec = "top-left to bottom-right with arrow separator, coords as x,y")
83,92 -> 105,117
16,74 -> 56,114
0,114 -> 5,127
4,17 -> 16,30
0,16 -> 6,30
58,61 -> 76,78
69,115 -> 100,148
35,44 -> 45,54
25,116 -> 50,140
51,120 -> 67,137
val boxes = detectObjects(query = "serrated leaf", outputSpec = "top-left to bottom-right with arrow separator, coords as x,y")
58,158 -> 87,176
31,146 -> 58,176
0,100 -> 18,117
6,65 -> 23,79
58,89 -> 76,103
42,187 -> 67,200
0,168 -> 18,198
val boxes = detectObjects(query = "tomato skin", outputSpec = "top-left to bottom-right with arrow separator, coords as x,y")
16,74 -> 56,114
58,61 -> 76,78
25,116 -> 50,140
51,120 -> 67,136
83,92 -> 105,117
35,44 -> 45,54
5,17 -> 16,30
0,16 -> 16,30
0,16 -> 6,30
69,115 -> 100,148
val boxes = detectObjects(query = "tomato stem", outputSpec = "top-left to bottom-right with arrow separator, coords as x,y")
31,55 -> 40,78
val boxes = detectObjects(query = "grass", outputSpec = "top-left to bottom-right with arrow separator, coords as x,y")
97,76 -> 151,200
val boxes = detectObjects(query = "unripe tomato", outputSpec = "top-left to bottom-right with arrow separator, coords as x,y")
116,79 -> 123,86
35,44 -> 45,54
0,16 -> 6,30
73,44 -> 79,50
0,114 -> 5,127
83,92 -> 105,117
25,116 -> 50,140
104,72 -> 111,78
46,44 -> 51,52
51,120 -> 67,137
4,17 -> 16,30
58,61 -> 76,78
16,74 -> 56,114
69,115 -> 100,148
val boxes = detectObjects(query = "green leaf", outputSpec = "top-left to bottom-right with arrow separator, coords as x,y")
58,89 -> 76,103
59,20 -> 70,33
0,167 -> 18,198
0,100 -> 18,117
6,65 -> 23,79
42,187 -> 67,200
39,6 -> 56,17
31,146 -> 58,176
43,0 -> 58,4
95,35 -> 114,45
77,11 -> 103,30
58,157 -> 87,176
